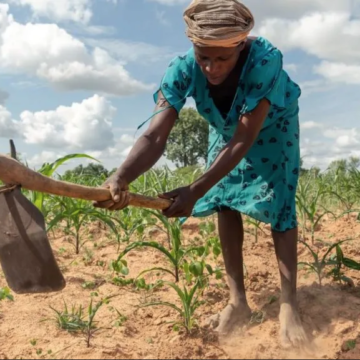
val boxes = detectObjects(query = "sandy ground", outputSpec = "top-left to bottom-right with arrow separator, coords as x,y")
1,213 -> 360,359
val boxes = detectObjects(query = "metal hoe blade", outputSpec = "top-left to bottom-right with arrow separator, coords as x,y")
0,140 -> 66,294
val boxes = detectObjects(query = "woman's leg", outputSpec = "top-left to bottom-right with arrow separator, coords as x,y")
272,227 -> 308,347
208,208 -> 251,334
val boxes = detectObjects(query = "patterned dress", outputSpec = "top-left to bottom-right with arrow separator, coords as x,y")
153,37 -> 301,232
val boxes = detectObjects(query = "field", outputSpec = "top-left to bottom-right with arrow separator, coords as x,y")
1,157 -> 360,359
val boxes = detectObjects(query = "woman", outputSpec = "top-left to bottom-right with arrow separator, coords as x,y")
94,0 -> 308,348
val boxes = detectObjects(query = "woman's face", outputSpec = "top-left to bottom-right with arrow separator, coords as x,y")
194,42 -> 245,85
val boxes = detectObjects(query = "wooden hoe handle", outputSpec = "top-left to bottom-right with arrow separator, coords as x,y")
0,155 -> 172,211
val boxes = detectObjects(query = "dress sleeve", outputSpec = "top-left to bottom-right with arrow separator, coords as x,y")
153,55 -> 193,114
243,48 -> 288,113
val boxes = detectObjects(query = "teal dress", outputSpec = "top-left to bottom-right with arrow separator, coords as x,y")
152,37 -> 301,232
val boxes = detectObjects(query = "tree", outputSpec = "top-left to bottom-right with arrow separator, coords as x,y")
64,163 -> 110,179
326,157 -> 360,175
165,108 -> 209,168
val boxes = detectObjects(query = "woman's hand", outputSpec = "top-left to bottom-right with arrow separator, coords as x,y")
93,172 -> 130,211
159,186 -> 199,218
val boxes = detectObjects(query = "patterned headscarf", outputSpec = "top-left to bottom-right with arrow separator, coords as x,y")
183,0 -> 255,47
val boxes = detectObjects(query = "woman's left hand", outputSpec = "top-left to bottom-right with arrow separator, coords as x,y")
159,186 -> 199,218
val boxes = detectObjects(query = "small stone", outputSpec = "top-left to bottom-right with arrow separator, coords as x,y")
336,321 -> 354,335
145,311 -> 153,319
205,351 -> 218,358
154,318 -> 163,326
312,330 -> 319,337
170,335 -> 181,343
196,346 -> 203,355
161,310 -> 171,318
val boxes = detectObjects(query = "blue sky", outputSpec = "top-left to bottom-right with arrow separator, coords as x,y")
0,0 -> 359,172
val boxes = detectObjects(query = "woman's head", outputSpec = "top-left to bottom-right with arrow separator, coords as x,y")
183,0 -> 254,85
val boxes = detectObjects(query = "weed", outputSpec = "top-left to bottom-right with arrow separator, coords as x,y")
48,294 -> 116,348
0,287 -> 13,302
49,302 -> 87,333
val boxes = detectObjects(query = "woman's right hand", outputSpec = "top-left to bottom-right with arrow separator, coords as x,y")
93,172 -> 130,211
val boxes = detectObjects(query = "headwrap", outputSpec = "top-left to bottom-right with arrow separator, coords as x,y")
183,0 -> 255,48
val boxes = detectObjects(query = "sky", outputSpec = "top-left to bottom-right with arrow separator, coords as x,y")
0,0 -> 359,173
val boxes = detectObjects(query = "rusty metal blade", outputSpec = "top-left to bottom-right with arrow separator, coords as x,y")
0,188 -> 66,294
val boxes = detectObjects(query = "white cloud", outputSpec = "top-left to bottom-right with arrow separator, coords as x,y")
19,95 -> 116,151
68,24 -> 116,36
10,80 -> 41,89
0,4 -> 12,45
284,63 -> 298,73
25,150 -> 66,169
184,98 -> 196,109
0,6 -> 155,96
119,134 -> 135,145
256,8 -> 360,85
314,62 -> 360,84
83,38 -> 177,65
297,79 -> 334,97
0,95 -> 118,152
148,0 -> 359,88
258,12 -> 360,64
336,131 -> 360,148
121,146 -> 133,157
155,9 -> 170,26
148,0 -> 354,17
300,125 -> 360,170
147,0 -> 188,5
8,0 -> 92,24
0,105 -> 21,138
244,0 -> 354,22
0,89 -> 8,104
300,121 -> 324,130
322,127 -> 355,139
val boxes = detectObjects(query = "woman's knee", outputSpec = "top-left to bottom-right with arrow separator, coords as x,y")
218,207 -> 243,224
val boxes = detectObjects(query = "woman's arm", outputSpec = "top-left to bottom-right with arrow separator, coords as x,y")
115,90 -> 178,184
160,98 -> 270,218
93,91 -> 178,210
190,98 -> 270,198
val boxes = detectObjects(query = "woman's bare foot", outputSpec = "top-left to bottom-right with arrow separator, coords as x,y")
279,303 -> 309,349
205,303 -> 252,335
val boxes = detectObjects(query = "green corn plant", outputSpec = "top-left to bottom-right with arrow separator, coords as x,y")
326,244 -> 355,286
298,238 -> 353,285
296,174 -> 335,243
244,216 -> 265,243
26,154 -> 99,216
181,224 -> 223,286
112,227 -> 182,282
132,166 -> 202,201
328,168 -> 360,219
198,220 -> 216,238
196,220 -> 222,262
113,215 -> 216,284
139,280 -> 204,334
84,294 -> 112,348
110,207 -> 151,250
47,196 -> 118,254
182,257 -> 222,287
